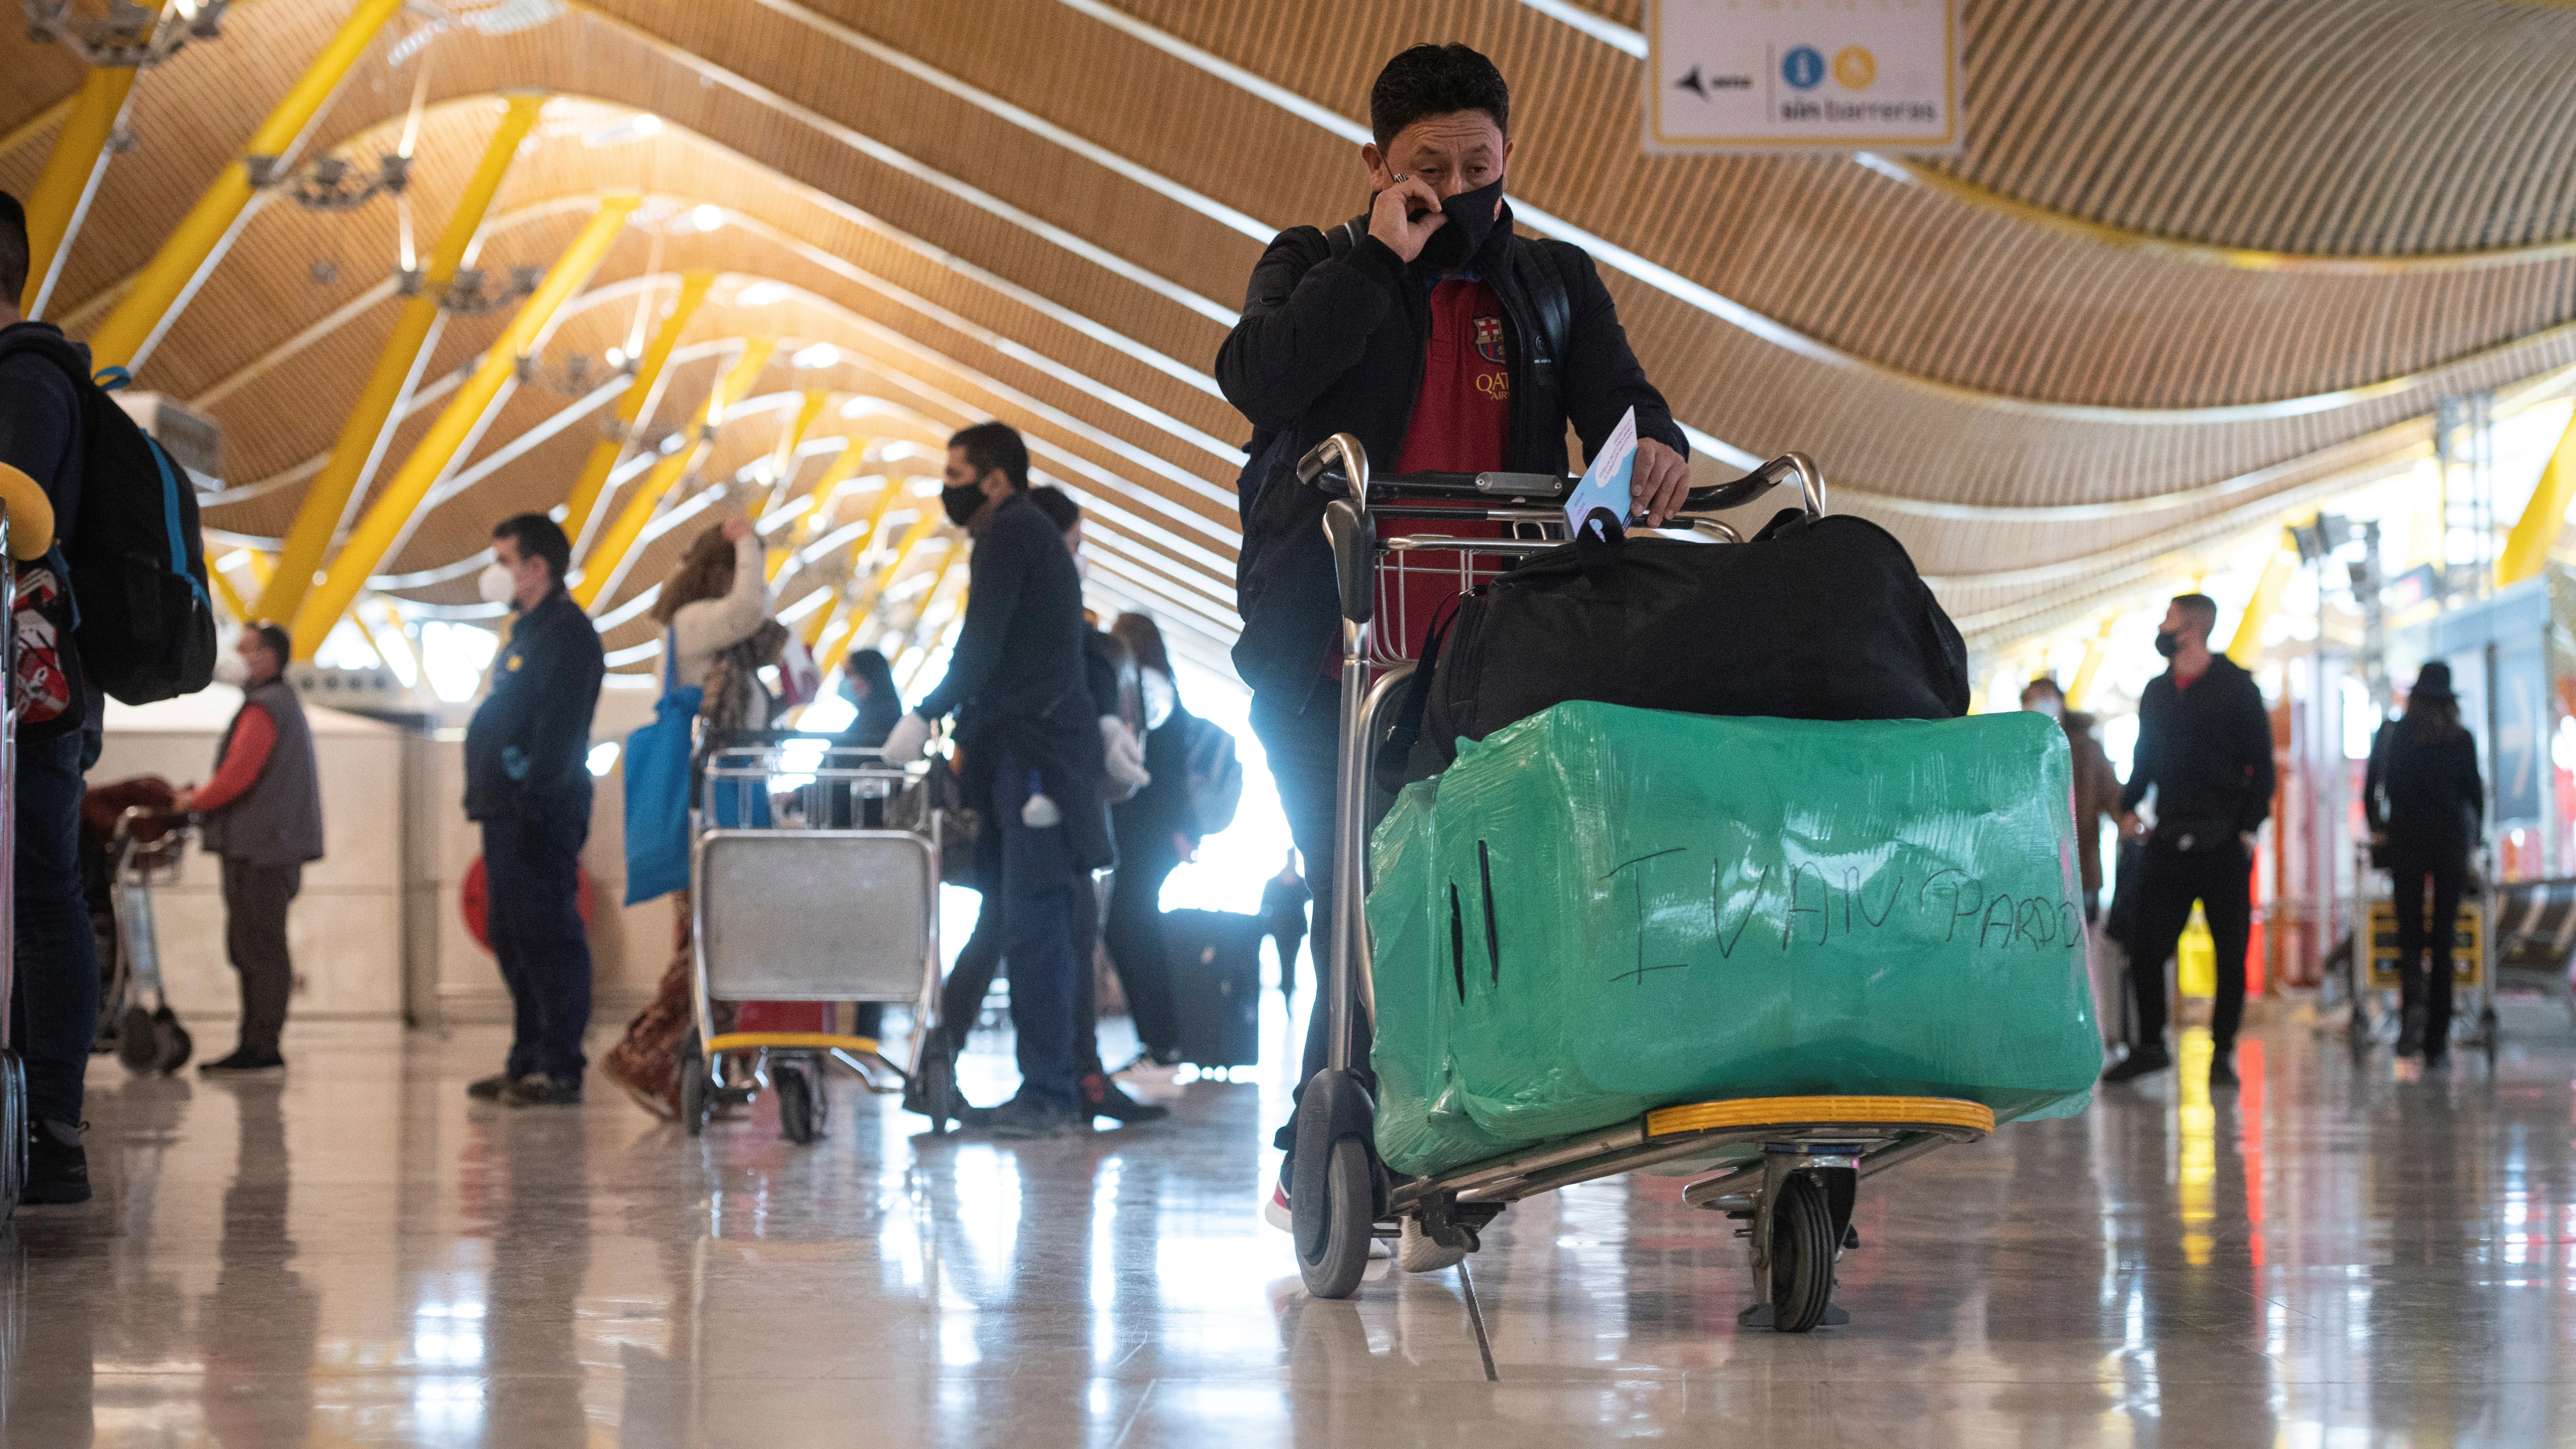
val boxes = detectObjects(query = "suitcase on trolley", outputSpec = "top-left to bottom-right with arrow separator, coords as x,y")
1162,908 -> 1264,1069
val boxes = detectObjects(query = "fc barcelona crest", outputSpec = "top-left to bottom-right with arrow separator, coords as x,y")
1473,315 -> 1505,365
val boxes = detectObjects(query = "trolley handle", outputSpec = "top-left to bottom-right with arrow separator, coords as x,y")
1297,434 -> 1826,520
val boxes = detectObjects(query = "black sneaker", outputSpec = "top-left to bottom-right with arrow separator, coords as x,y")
987,1095 -> 1076,1140
2207,1050 -> 2239,1091
1080,1071 -> 1169,1124
200,1050 -> 287,1075
25,1119 -> 90,1205
466,1073 -> 514,1101
2101,1046 -> 2172,1084
497,1075 -> 584,1107
2396,1007 -> 2426,1057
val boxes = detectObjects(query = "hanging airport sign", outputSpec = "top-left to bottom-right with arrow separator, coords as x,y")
1644,0 -> 1961,155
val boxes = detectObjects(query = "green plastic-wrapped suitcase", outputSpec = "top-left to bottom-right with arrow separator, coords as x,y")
1368,702 -> 2102,1178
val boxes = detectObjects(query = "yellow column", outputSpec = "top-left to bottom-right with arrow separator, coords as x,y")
256,92 -> 547,626
2500,411 -> 2576,587
883,540 -> 963,667
206,561 -> 250,624
562,270 -> 716,547
571,337 -> 776,608
2225,530 -> 2297,667
769,440 -> 869,582
765,391 -> 830,497
803,474 -> 910,650
2065,615 -> 2117,711
84,0 -> 408,376
290,197 -> 638,658
19,66 -> 138,316
816,507 -> 940,665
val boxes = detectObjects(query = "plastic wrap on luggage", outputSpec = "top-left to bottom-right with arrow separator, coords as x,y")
1369,702 -> 2101,1179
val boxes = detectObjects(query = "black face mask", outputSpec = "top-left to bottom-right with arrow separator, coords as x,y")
942,482 -> 986,528
2153,629 -> 2180,659
1413,175 -> 1506,269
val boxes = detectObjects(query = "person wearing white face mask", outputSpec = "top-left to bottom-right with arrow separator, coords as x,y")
463,513 -> 605,1108
173,623 -> 322,1074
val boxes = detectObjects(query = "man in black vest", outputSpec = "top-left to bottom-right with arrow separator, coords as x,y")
1216,44 -> 1689,1231
178,623 -> 325,1073
465,514 -> 605,1107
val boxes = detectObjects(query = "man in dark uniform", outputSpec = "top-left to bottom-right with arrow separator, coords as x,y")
883,423 -> 1107,1138
179,623 -> 325,1073
465,513 -> 605,1107
2103,592 -> 2275,1092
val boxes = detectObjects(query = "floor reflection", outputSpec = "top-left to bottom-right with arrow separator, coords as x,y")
2,1001 -> 2572,1446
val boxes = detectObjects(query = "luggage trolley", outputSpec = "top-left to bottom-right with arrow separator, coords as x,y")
1288,434 -> 1998,1331
681,730 -> 945,1143
99,807 -> 195,1075
2344,845 -> 2499,1056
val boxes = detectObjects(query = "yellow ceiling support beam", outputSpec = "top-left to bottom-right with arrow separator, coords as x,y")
883,540 -> 963,667
257,92 -> 547,627
765,391 -> 831,499
804,475 -> 914,650
571,336 -> 776,609
562,270 -> 716,549
85,0 -> 408,376
2225,531 -> 2297,667
2065,615 -> 2117,711
769,438 -> 868,582
205,561 -> 250,624
813,506 -> 938,668
20,65 -> 138,317
2498,409 -> 2576,588
290,196 -> 638,658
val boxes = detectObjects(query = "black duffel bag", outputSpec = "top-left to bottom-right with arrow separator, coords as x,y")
1393,508 -> 1968,782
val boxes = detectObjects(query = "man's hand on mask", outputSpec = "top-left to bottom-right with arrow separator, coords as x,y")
1631,438 -> 1691,526
1368,175 -> 1448,263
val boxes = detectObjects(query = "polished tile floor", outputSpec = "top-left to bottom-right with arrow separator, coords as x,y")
6,995 -> 2574,1447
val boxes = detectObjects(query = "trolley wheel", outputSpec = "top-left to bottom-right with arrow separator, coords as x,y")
918,1051 -> 955,1136
1295,1136 -> 1374,1300
679,1037 -> 710,1137
1765,1173 -> 1838,1334
776,1064 -> 819,1145
116,1004 -> 161,1074
151,1007 -> 193,1075
1,1049 -> 24,1220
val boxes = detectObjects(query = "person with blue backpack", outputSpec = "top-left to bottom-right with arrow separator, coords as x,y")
0,192 -> 106,1206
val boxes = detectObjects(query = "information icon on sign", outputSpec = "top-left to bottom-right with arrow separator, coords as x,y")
1781,46 -> 1826,90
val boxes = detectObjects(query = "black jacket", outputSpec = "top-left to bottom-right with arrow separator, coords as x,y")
465,587 -> 605,820
916,493 -> 1111,868
2119,654 -> 2275,841
1217,209 -> 1686,705
2366,713 -> 2483,860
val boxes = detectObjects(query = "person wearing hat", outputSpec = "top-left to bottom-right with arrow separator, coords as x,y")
2363,661 -> 2485,1064
2102,592 -> 2276,1090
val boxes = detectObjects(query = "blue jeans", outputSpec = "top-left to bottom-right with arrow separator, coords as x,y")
482,791 -> 593,1083
9,732 -> 99,1126
996,748 -> 1086,1112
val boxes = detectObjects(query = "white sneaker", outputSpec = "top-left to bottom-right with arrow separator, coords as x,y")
1263,1179 -> 1292,1232
1115,1054 -> 1182,1088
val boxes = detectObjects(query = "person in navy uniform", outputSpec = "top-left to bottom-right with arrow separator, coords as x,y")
464,513 -> 605,1107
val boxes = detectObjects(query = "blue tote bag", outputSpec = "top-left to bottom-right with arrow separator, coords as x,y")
622,630 -> 701,906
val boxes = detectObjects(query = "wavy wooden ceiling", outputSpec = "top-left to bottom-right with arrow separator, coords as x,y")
9,0 -> 2576,658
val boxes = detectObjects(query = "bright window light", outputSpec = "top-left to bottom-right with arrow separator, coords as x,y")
586,741 -> 621,776
799,694 -> 857,733
792,343 -> 840,369
735,281 -> 790,307
687,204 -> 724,233
419,621 -> 500,703
581,112 -> 662,147
313,620 -> 382,673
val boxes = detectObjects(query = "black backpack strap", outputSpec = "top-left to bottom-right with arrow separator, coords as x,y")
1509,236 -> 1571,397
1374,592 -> 1464,796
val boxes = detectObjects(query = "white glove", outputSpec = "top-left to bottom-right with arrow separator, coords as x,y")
1100,715 -> 1151,799
881,711 -> 932,762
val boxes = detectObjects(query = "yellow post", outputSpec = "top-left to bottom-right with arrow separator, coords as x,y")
804,476 -> 912,651
2500,410 -> 2576,587
562,270 -> 716,547
206,562 -> 250,624
571,337 -> 776,608
765,391 -> 830,498
768,438 -> 867,581
256,92 -> 547,626
883,540 -> 963,667
829,509 -> 942,658
19,66 -> 138,316
2065,616 -> 2116,711
84,0 -> 409,375
2225,531 -> 2297,667
290,197 -> 638,658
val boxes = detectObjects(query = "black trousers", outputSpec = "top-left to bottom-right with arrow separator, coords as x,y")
1101,852 -> 1181,1058
1252,690 -> 1363,1154
482,798 -> 593,1084
219,857 -> 302,1057
2126,840 -> 2254,1055
2388,843 -> 2466,1054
